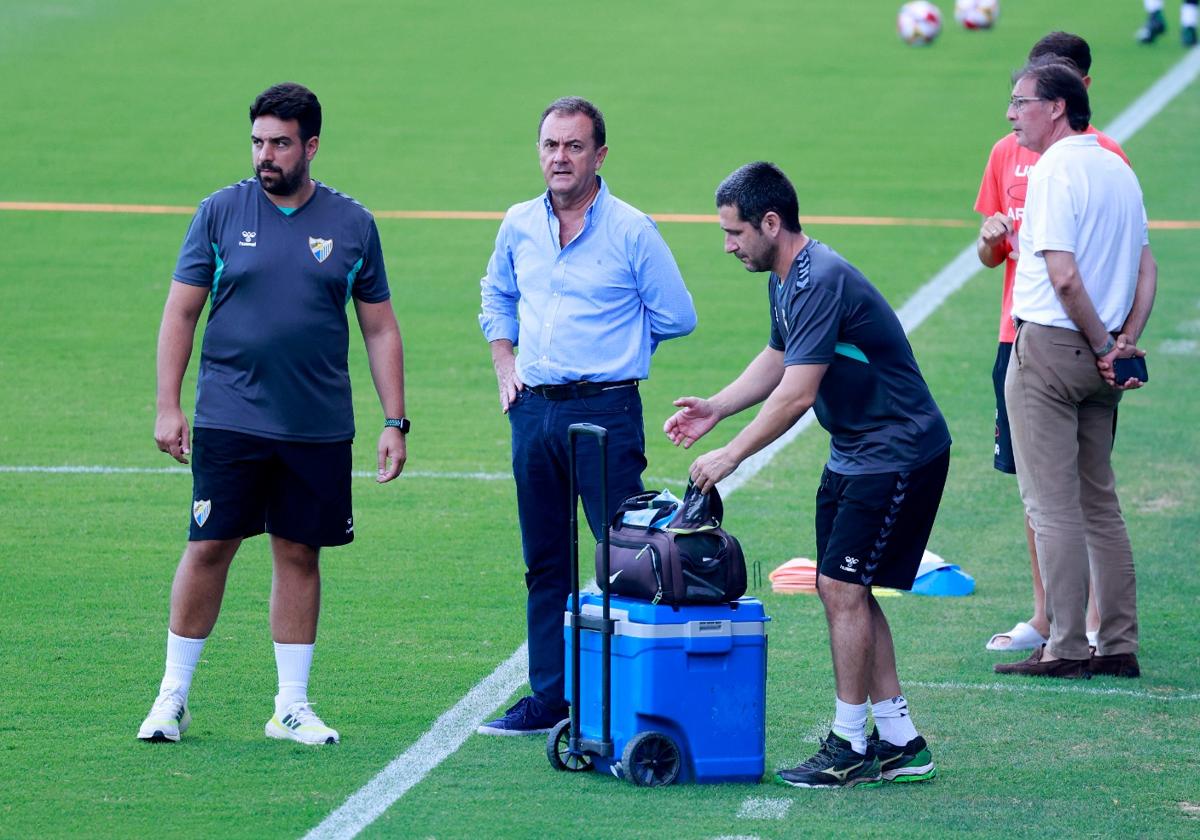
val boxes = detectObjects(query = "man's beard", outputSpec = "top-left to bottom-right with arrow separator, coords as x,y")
743,242 -> 777,273
257,162 -> 306,197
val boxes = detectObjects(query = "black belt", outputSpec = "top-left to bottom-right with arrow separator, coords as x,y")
528,380 -> 638,401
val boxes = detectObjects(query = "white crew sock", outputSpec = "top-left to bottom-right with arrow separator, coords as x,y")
872,694 -> 920,746
1183,3 -> 1198,28
161,631 -> 207,699
274,642 -> 315,715
831,698 -> 868,754
1144,0 -> 1163,14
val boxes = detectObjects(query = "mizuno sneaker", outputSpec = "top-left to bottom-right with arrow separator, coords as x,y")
137,688 -> 191,743
868,728 -> 937,782
777,731 -> 882,788
265,701 -> 340,745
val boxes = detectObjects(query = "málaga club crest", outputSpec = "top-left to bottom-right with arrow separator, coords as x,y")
309,237 -> 333,263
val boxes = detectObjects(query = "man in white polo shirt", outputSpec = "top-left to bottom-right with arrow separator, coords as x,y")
995,60 -> 1156,679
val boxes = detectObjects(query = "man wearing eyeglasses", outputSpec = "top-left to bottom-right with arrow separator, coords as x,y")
972,33 -> 1130,660
993,61 -> 1155,679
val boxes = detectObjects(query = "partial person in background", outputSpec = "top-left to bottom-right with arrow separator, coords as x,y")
994,61 -> 1155,679
477,96 -> 696,736
138,82 -> 407,745
1137,0 -> 1198,47
973,32 -> 1135,656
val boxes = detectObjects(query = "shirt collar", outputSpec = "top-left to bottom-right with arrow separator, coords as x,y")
542,175 -> 608,219
1056,133 -> 1100,148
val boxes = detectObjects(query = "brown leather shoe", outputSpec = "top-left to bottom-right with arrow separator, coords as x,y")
994,645 -> 1091,678
1089,652 -> 1140,678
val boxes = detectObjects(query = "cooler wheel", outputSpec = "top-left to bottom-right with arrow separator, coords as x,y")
622,730 -> 682,787
546,718 -> 594,772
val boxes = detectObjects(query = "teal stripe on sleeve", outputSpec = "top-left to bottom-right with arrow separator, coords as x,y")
834,342 -> 868,363
345,257 -> 363,304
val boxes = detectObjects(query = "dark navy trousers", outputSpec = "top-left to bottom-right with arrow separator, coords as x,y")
507,386 -> 646,709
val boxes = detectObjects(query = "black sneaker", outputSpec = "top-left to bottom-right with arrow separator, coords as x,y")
1137,9 -> 1167,43
777,732 -> 882,788
476,696 -> 568,736
868,727 -> 937,782
1184,25 -> 1197,48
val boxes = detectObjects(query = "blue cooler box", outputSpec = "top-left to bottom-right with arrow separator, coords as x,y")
565,593 -> 769,783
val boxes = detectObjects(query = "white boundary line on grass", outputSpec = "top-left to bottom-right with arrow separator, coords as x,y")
906,679 -> 1200,703
0,464 -> 515,480
0,464 -> 691,487
301,50 -> 1200,840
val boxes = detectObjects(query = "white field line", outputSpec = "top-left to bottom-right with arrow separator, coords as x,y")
299,646 -> 529,840
0,464 -> 511,480
736,797 -> 793,820
1102,46 -> 1200,144
0,464 -> 683,488
905,679 -> 1200,703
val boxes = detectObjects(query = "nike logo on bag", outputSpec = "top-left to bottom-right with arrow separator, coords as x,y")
609,569 -> 623,584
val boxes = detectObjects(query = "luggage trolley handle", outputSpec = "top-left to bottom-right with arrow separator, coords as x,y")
566,423 -> 614,758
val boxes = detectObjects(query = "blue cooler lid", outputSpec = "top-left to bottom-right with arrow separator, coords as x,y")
575,593 -> 768,626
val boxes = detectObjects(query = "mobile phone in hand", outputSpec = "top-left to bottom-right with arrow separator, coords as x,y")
1112,356 -> 1149,384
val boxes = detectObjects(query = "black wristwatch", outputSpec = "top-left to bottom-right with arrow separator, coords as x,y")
384,417 -> 411,434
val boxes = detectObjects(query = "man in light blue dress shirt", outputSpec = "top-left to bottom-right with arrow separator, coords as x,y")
477,96 -> 697,735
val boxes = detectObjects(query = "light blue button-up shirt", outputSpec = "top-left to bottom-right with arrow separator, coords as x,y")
479,177 -> 696,386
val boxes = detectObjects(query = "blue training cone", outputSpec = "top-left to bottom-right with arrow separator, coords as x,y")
909,551 -> 975,597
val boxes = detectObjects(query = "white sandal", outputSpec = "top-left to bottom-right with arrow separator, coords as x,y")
986,621 -> 1048,651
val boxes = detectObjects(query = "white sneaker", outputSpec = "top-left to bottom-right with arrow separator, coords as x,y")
265,701 -> 340,745
137,688 -> 191,742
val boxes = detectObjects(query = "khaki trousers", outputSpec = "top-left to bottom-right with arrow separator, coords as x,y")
1005,322 -> 1138,660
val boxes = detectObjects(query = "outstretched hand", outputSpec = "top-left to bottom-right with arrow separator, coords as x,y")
663,396 -> 719,449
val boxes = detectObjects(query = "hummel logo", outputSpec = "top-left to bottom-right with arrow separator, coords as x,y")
239,230 -> 257,247
840,555 -> 860,573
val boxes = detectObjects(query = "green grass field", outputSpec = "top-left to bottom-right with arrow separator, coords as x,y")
1,1 -> 1198,838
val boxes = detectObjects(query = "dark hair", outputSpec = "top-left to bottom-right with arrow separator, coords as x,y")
249,83 -> 322,142
1028,53 -> 1082,77
1028,31 -> 1092,76
715,161 -> 802,233
538,96 -> 606,147
1015,61 -> 1091,131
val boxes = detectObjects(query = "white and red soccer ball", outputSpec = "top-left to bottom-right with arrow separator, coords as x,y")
897,1 -> 943,46
954,0 -> 1000,30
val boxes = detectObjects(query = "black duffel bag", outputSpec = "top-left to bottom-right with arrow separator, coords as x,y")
597,482 -> 747,606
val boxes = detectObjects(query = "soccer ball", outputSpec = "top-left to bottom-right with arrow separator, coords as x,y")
897,1 -> 943,46
954,0 -> 1000,30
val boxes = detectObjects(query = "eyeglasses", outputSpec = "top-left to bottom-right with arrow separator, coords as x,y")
1008,95 -> 1047,111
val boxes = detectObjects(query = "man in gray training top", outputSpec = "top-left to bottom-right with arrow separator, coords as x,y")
138,82 -> 408,745
665,162 -> 950,788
